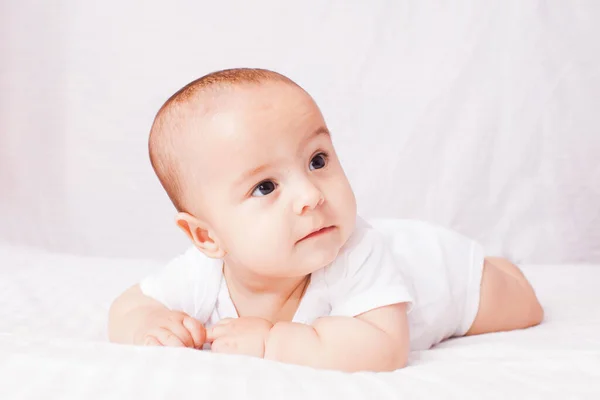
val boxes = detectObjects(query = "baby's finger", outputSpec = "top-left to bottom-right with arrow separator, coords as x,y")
206,324 -> 231,342
211,337 -> 238,354
183,317 -> 206,348
154,327 -> 186,347
144,336 -> 161,346
164,320 -> 194,347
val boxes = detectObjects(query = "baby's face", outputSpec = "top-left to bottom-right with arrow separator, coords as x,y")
183,82 -> 357,278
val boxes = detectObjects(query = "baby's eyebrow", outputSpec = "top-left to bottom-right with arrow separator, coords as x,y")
312,126 -> 330,138
298,126 -> 330,150
235,126 -> 330,187
236,163 -> 271,187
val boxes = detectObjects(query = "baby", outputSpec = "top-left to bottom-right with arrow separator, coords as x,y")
108,68 -> 543,372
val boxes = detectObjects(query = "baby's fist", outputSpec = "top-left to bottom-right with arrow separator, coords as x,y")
136,310 -> 206,349
207,317 -> 273,358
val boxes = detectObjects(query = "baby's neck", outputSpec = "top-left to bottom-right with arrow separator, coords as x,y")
223,264 -> 310,324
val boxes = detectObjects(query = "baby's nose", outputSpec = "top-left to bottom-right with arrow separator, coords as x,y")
293,184 -> 324,215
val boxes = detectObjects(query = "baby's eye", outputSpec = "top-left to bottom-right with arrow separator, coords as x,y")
251,180 -> 277,197
309,153 -> 328,171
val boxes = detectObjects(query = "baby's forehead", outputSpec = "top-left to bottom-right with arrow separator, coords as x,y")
172,81 -> 321,169
176,82 -> 314,138
165,83 -> 282,136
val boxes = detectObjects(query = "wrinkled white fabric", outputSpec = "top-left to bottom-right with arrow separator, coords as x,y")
0,243 -> 599,399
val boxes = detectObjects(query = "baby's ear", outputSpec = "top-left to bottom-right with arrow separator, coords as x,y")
175,212 -> 225,259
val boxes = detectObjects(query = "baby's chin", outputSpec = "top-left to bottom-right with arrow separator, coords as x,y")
294,235 -> 345,273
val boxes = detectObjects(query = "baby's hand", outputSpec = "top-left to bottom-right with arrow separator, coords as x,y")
206,317 -> 273,358
135,309 -> 206,349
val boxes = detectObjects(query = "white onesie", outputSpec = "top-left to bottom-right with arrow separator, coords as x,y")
140,217 -> 485,351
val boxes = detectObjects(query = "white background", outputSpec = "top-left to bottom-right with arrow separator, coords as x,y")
1,1 -> 599,263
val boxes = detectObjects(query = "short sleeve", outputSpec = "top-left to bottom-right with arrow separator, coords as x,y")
139,247 -> 222,323
326,227 -> 414,318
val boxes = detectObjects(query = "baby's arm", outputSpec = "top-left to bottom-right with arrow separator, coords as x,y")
207,302 -> 410,372
108,284 -> 205,348
265,303 -> 409,372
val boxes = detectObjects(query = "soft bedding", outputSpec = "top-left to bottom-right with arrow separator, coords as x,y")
0,243 -> 599,399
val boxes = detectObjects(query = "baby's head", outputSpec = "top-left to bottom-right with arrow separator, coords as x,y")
149,68 -> 357,279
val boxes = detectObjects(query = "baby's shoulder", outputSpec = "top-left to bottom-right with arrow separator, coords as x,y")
139,246 -> 223,323
313,217 -> 416,317
168,246 -> 223,275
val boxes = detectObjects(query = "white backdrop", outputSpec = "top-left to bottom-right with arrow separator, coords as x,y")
1,1 -> 599,264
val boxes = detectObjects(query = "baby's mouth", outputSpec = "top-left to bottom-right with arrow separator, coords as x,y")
297,226 -> 336,243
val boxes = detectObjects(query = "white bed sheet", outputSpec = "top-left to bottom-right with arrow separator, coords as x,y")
0,243 -> 599,399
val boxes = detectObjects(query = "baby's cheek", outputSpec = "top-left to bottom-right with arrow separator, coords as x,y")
238,224 -> 288,264
327,177 -> 356,215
